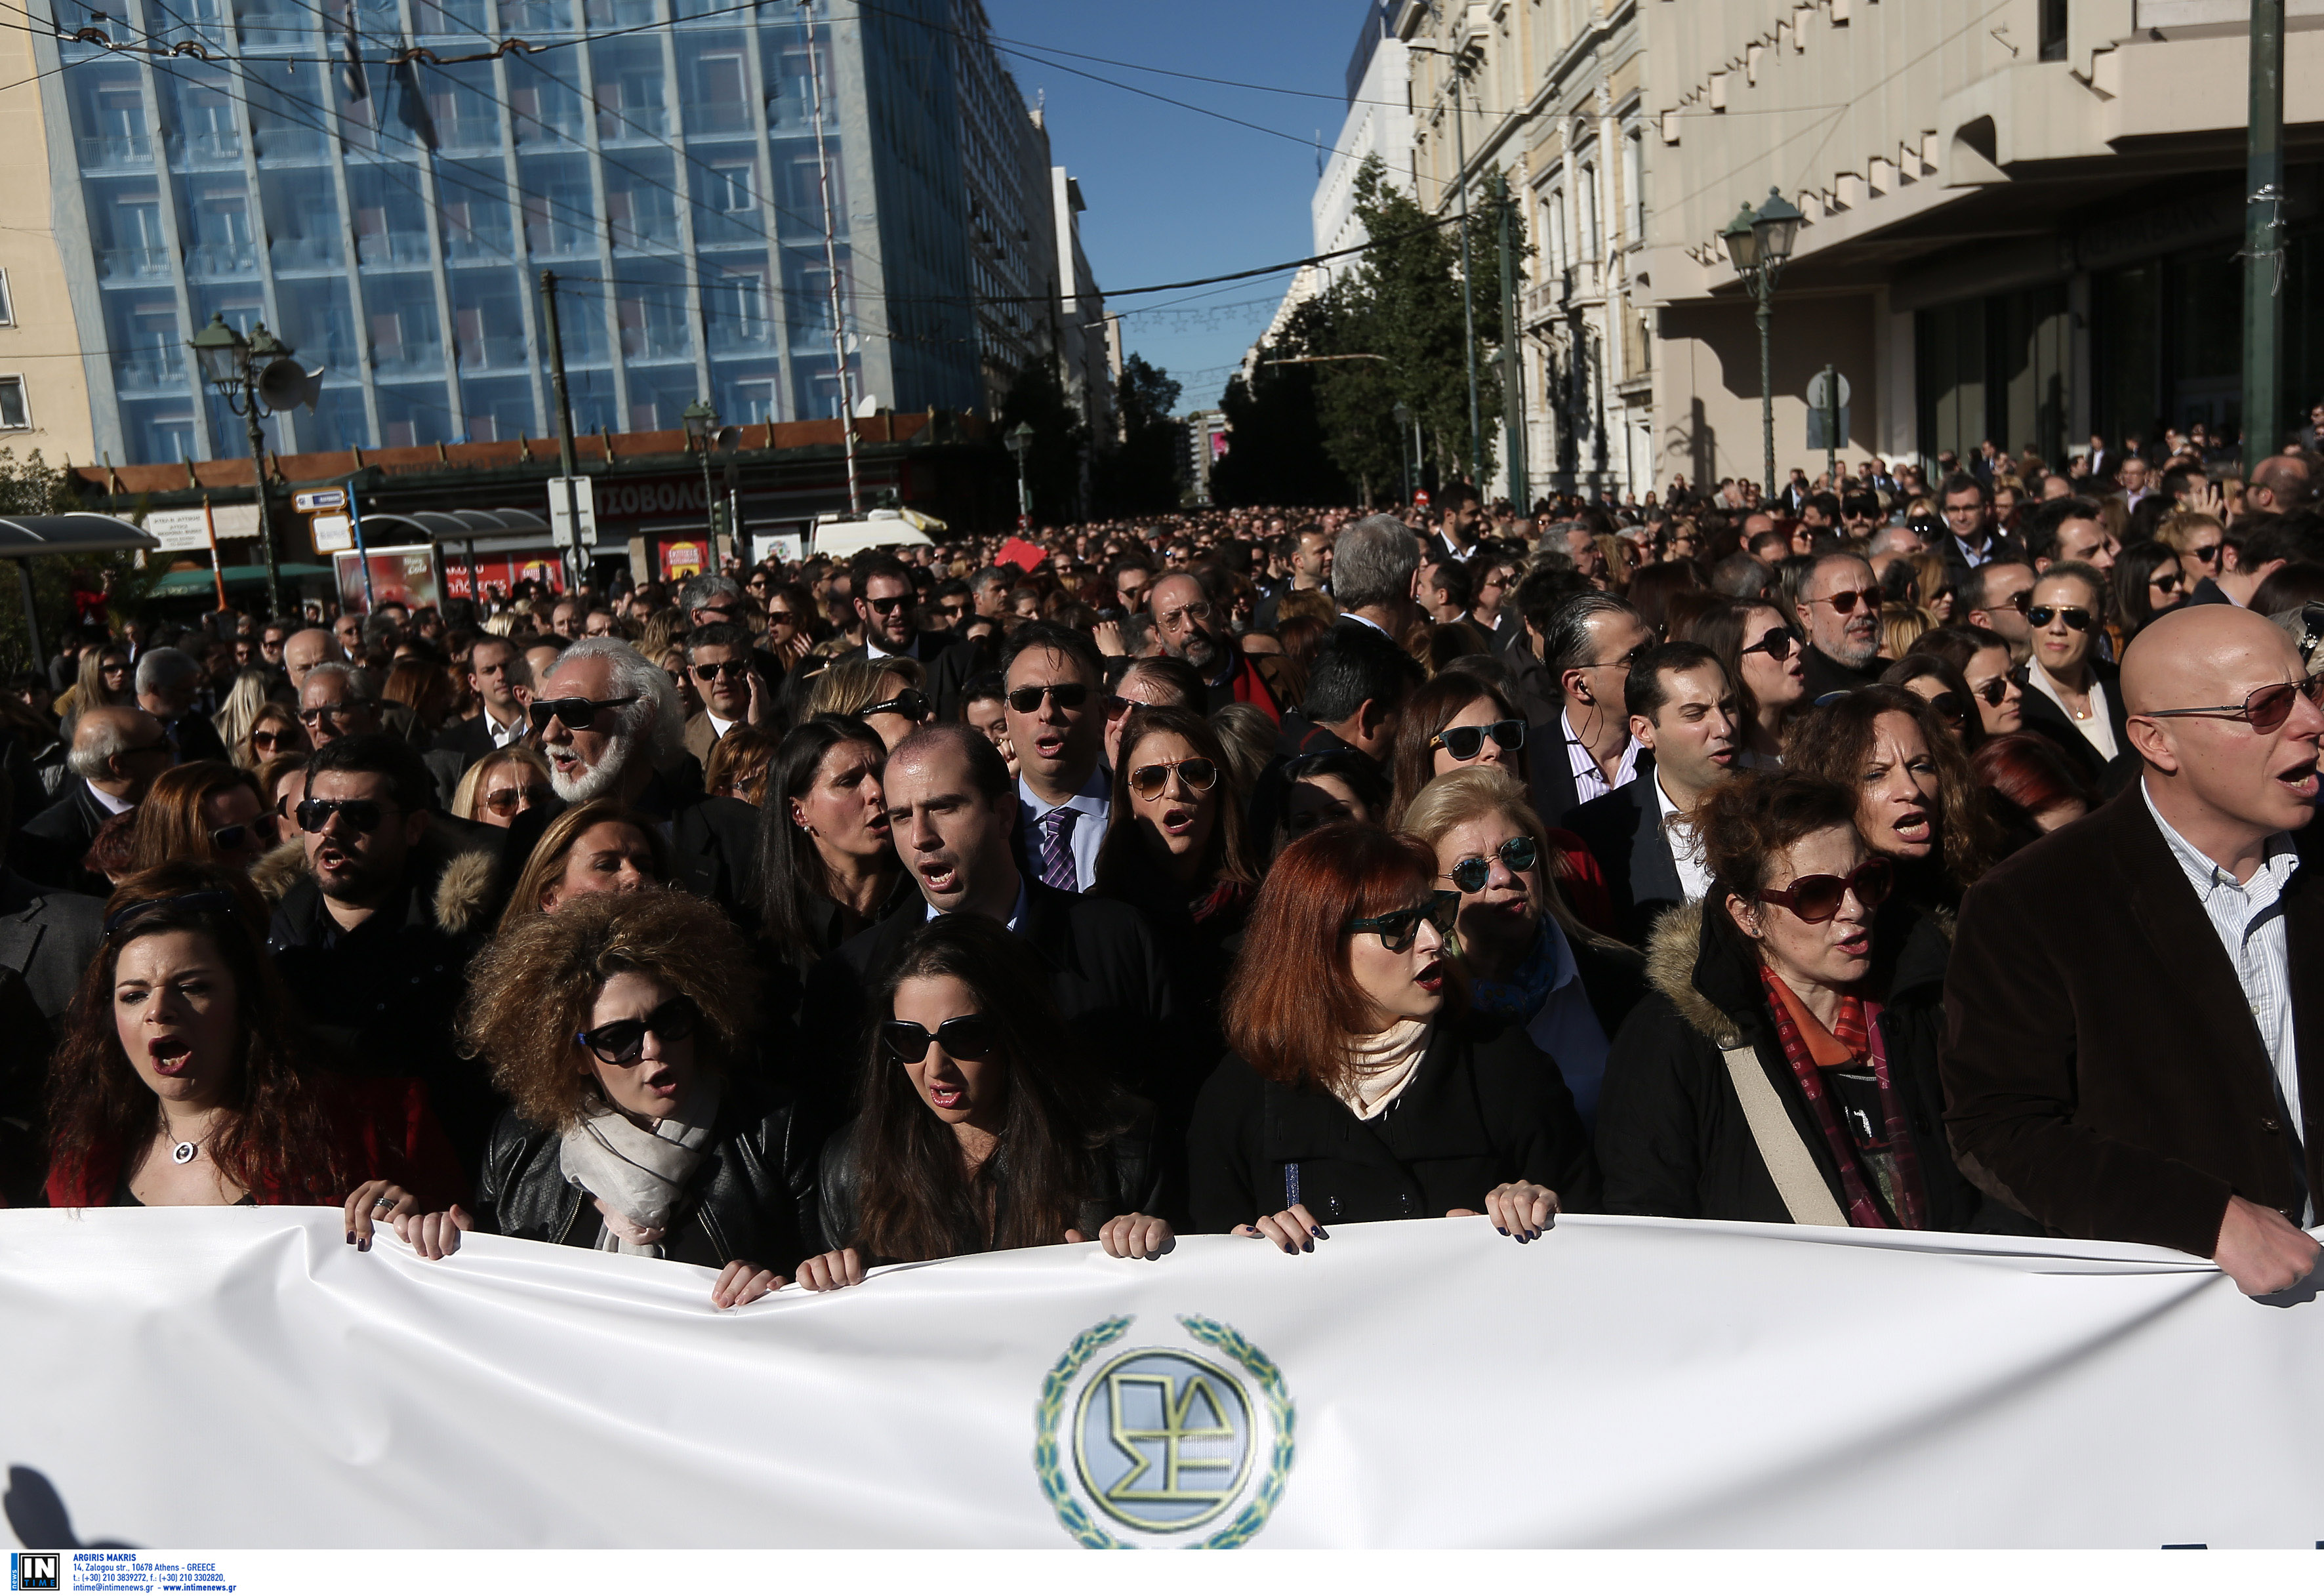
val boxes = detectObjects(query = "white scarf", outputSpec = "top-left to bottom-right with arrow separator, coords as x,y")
558,1079 -> 722,1257
1332,1018 -> 1432,1121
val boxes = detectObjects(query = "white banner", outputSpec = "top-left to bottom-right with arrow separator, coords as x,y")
142,505 -> 260,552
2,1208 -> 2321,1549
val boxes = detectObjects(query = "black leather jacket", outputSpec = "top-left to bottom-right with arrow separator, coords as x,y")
473,1076 -> 823,1275
815,1099 -> 1164,1258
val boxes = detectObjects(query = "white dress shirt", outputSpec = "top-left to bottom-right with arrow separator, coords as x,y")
706,710 -> 736,741
2026,666 -> 2119,762
484,706 -> 526,749
1652,771 -> 1713,903
1015,768 -> 1109,893
2142,779 -> 2308,1221
1564,708 -> 1642,807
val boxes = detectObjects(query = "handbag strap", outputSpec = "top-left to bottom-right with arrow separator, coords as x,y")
1721,1044 -> 1849,1227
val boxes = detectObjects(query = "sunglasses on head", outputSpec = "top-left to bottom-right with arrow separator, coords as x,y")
2024,604 -> 2093,632
1756,857 -> 1894,924
1128,756 -> 1217,800
527,694 -> 638,733
1812,587 -> 1884,615
881,1013 -> 1001,1063
1345,889 -> 1459,953
296,796 -> 394,834
1430,719 -> 1525,762
1446,834 -> 1539,893
1739,626 -> 1796,661
1006,681 -> 1090,714
483,782 -> 554,817
2144,676 -> 2324,735
860,689 -> 931,724
693,659 -> 752,681
576,995 -> 701,1066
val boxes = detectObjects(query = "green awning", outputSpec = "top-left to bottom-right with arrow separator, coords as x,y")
148,562 -> 337,598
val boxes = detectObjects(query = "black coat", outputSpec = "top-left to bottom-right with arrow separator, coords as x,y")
1186,1019 -> 1599,1234
432,711 -> 522,770
797,879 -> 1185,1137
473,1076 -> 821,1275
1798,644 -> 1888,702
1595,897 -> 2023,1233
163,711 -> 229,766
7,777 -> 115,897
814,1099 -> 1165,1257
1565,773 -> 1686,948
2010,658 -> 2129,788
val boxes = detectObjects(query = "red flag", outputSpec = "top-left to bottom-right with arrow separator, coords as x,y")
995,537 -> 1046,574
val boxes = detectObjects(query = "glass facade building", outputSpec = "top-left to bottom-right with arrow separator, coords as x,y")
33,0 -> 998,466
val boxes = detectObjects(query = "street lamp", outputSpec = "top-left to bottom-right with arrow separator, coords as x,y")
1392,401 -> 1414,506
682,398 -> 720,546
190,312 -> 296,619
1005,422 -> 1034,528
1721,186 -> 1804,505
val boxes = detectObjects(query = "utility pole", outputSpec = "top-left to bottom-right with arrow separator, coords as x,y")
539,270 -> 584,592
2242,0 -> 2285,466
804,0 -> 862,516
1495,172 -> 1528,512
1450,58 -> 1482,491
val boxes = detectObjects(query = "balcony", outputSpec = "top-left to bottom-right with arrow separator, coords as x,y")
373,343 -> 445,377
457,334 -> 531,369
100,247 -> 172,282
178,129 -> 241,164
525,222 -> 598,258
619,328 -> 695,361
185,241 -> 259,277
113,354 -> 184,393
78,134 -> 152,170
270,235 -> 343,273
354,232 -> 436,267
685,101 -> 753,136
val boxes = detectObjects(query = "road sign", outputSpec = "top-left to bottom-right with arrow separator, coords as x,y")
1804,371 -> 1852,411
144,504 -> 260,551
548,476 -> 596,549
312,514 -> 352,553
293,487 -> 346,512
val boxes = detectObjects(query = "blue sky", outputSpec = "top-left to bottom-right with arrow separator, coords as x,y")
981,0 -> 1370,413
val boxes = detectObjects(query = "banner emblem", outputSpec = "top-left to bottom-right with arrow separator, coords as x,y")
1032,1314 -> 1294,1549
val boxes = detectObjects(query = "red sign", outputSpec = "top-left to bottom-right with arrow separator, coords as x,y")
1414,489 -> 1431,509
443,556 -> 567,602
995,537 -> 1046,573
660,540 -> 708,582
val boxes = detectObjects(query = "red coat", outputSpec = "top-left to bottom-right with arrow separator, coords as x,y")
46,1073 -> 468,1210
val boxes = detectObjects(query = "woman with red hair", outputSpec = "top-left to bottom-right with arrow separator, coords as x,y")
1187,823 -> 1596,1247
1969,731 -> 2102,854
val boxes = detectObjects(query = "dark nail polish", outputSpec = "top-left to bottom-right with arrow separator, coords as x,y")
1496,1225 -> 1508,1235
1311,1226 -> 1328,1240
1301,1239 -> 1313,1252
345,1231 -> 355,1245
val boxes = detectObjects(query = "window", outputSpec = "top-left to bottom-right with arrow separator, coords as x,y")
0,377 -> 30,429
1623,129 -> 1644,244
0,268 -> 15,326
704,161 -> 756,213
1579,163 -> 1599,260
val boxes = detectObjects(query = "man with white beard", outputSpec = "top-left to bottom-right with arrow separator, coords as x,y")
507,637 -> 764,928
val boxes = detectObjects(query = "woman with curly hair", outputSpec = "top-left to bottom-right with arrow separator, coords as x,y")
395,889 -> 815,1309
796,914 -> 1169,1292
44,863 -> 463,1238
235,701 -> 307,773
1782,683 -> 2005,911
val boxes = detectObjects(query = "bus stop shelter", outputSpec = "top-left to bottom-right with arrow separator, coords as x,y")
0,512 -> 159,661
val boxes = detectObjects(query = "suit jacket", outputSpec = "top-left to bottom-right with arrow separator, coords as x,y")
796,879 -> 1184,1139
0,867 -> 101,1025
682,710 -> 724,768
1941,789 -> 2324,1258
1526,730 -> 1652,834
433,710 -> 523,769
1940,532 -> 2030,603
165,711 -> 229,766
1566,773 -> 1686,948
7,778 -> 116,897
2010,658 -> 2130,787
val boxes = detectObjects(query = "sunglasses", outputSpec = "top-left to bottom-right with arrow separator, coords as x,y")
2024,604 -> 2093,632
2187,542 -> 2224,566
1926,691 -> 1968,724
1128,756 -> 1218,800
1445,834 -> 1539,893
296,796 -> 394,834
861,689 -> 931,724
1739,626 -> 1796,661
528,694 -> 638,732
1006,681 -> 1090,714
881,1013 -> 1001,1063
297,701 -> 372,726
250,728 -> 300,752
1429,719 -> 1525,762
2144,676 -> 2324,735
2150,571 -> 2184,594
483,782 -> 554,817
766,609 -> 800,626
1967,676 -> 2010,707
693,659 -> 753,682
864,594 -> 910,615
1345,890 -> 1460,953
1756,857 -> 1894,924
1810,587 -> 1884,615
576,994 -> 701,1066
209,817 -> 277,852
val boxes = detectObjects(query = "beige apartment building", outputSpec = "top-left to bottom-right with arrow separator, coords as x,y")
0,24 -> 96,471
1642,0 -> 2324,492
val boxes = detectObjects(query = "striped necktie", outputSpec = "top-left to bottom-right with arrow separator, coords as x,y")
1037,808 -> 1078,892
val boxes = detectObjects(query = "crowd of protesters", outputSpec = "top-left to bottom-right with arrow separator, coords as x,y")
5,420 -> 2324,1307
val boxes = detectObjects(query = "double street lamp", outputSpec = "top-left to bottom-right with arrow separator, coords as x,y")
1720,186 -> 1804,504
189,312 -> 300,619
1005,422 -> 1034,527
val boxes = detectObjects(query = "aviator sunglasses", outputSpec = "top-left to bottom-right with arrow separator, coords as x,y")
1006,681 -> 1090,714
2023,603 -> 2093,632
1128,756 -> 1217,801
576,994 -> 701,1066
880,1013 -> 1002,1063
2144,676 -> 2324,735
1757,857 -> 1894,924
1445,834 -> 1539,893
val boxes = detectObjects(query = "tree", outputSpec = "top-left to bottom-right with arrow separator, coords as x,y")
1305,155 -> 1526,500
1092,353 -> 1186,516
0,449 -> 146,680
995,361 -> 1088,528
1211,298 -> 1355,508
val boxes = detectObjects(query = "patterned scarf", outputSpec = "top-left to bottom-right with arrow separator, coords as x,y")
1757,968 -> 1928,1230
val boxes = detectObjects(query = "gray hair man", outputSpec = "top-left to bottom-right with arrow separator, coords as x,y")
300,662 -> 386,750
1331,513 -> 1422,635
136,646 -> 231,762
9,706 -> 171,894
534,637 -> 683,806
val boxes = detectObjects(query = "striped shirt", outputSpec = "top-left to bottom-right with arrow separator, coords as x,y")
2141,779 -> 2309,1220
1564,708 -> 1641,808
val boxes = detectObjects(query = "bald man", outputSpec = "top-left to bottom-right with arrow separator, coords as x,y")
8,706 -> 173,895
281,627 -> 342,695
2244,452 -> 2312,516
1944,604 -> 2324,1296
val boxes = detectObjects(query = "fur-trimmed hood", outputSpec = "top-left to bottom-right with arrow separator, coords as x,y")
251,817 -> 499,938
1642,895 -> 1953,1048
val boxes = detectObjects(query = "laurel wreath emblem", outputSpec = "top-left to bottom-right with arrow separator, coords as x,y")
1032,1313 -> 1295,1550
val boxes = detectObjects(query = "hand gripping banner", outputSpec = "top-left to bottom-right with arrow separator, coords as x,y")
3,1207 -> 2321,1548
